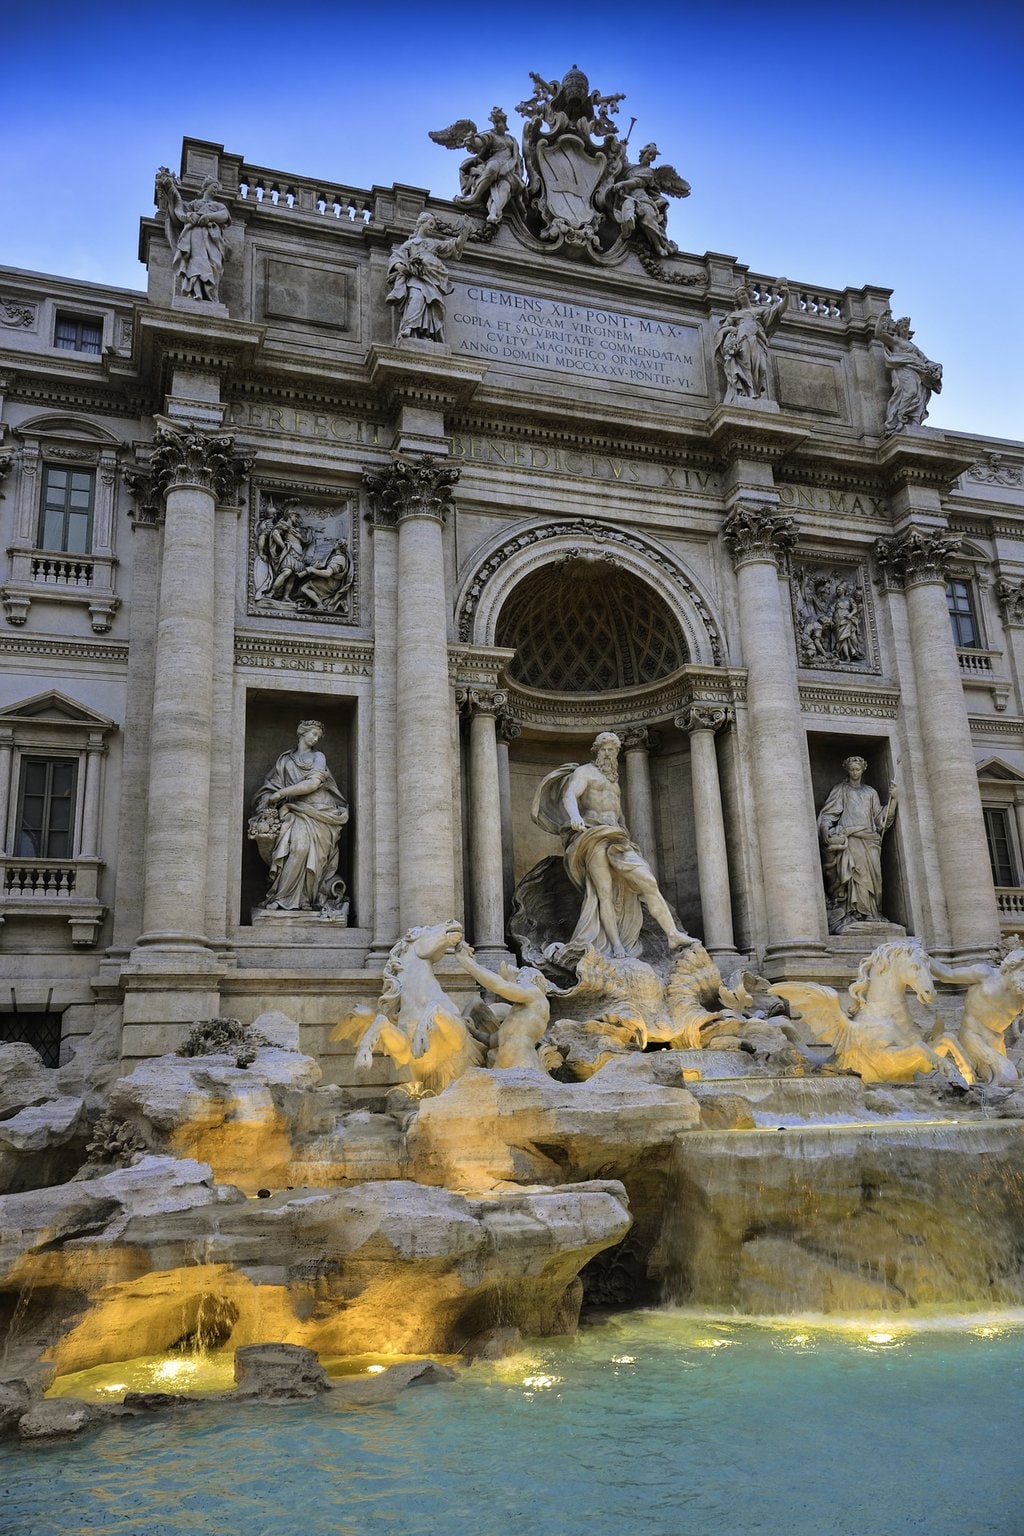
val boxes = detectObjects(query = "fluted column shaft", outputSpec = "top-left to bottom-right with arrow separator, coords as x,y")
369,521 -> 400,952
139,480 -> 217,944
366,456 -> 460,931
139,427 -> 249,949
724,505 -> 827,962
679,707 -> 736,954
463,689 -> 507,949
621,728 -> 659,877
881,528 -> 998,957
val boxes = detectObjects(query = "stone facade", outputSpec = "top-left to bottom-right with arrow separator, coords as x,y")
1,96 -> 1023,1080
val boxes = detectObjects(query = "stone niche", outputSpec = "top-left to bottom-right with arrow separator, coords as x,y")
505,727 -> 700,942
806,731 -> 907,931
240,691 -> 357,926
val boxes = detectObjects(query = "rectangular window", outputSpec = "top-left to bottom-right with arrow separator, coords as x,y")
14,757 -> 78,859
983,806 -> 1017,887
947,579 -> 980,649
54,313 -> 103,355
38,466 -> 94,553
0,1012 -> 63,1069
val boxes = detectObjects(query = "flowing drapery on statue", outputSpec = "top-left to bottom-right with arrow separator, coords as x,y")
531,732 -> 693,959
817,755 -> 897,932
249,720 -> 349,915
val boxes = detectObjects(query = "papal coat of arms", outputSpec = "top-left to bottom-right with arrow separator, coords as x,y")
430,65 -> 690,260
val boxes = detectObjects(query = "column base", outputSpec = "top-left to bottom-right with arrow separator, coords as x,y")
119,943 -> 228,1063
761,940 -> 834,981
708,947 -> 747,979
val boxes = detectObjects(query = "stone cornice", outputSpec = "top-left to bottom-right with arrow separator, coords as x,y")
873,431 -> 978,495
0,634 -> 129,666
365,344 -> 487,409
134,308 -> 266,380
234,631 -> 374,676
503,664 -> 747,734
705,404 -> 809,466
798,680 -> 901,718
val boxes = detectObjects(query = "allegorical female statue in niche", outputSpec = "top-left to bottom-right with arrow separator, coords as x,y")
248,720 -> 349,916
817,755 -> 898,932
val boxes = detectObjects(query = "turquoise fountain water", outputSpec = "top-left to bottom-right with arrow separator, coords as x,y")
4,1309 -> 1023,1535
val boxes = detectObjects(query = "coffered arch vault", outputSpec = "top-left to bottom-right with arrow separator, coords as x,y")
455,518 -> 724,669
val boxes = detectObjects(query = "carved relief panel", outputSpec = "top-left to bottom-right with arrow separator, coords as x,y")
248,482 -> 359,624
790,560 -> 878,673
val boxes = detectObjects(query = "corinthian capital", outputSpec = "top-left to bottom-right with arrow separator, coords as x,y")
675,704 -> 733,735
996,577 -> 1024,627
875,526 -> 961,589
721,502 -> 798,570
363,453 -> 460,527
148,425 -> 253,503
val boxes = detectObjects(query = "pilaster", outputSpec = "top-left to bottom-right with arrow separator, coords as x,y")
677,705 -> 739,966
459,685 -> 509,959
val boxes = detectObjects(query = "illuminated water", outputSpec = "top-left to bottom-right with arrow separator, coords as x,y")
4,1310 -> 1023,1535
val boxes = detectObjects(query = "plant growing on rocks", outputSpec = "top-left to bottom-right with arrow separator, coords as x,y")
177,1017 -> 268,1068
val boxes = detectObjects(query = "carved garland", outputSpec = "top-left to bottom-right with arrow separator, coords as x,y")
456,518 -> 724,665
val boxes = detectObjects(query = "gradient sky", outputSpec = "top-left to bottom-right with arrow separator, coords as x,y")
3,0 -> 1022,441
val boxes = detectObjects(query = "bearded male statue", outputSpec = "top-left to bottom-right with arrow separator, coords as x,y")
531,731 -> 694,959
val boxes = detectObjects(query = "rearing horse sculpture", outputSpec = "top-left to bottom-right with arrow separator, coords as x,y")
771,939 -> 975,1085
333,920 -> 483,1094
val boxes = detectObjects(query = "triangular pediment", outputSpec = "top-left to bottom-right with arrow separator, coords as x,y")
976,755 -> 1024,784
0,690 -> 117,730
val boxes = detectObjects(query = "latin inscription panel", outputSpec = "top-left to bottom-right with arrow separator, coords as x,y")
448,283 -> 706,394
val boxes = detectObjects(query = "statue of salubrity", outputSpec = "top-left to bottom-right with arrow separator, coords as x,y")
248,720 -> 350,920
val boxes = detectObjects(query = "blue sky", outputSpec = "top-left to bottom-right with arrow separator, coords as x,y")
4,0 -> 1022,440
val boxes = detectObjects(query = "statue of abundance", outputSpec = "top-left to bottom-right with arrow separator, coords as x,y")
531,731 -> 695,959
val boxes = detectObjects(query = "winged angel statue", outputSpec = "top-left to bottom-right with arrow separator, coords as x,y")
602,142 -> 690,257
428,107 -> 525,228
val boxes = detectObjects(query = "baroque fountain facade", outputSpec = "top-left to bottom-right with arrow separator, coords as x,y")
1,65 -> 1024,1435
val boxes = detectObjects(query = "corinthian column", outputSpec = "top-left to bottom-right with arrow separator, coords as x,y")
137,425 -> 250,950
364,456 -> 459,929
620,727 -> 659,877
677,704 -> 737,960
460,686 -> 508,954
722,502 -> 828,969
877,527 -> 997,958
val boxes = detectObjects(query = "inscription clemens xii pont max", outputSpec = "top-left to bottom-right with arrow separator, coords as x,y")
449,284 -> 705,393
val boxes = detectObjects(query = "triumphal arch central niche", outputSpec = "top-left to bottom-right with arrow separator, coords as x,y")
0,60 -> 1016,1077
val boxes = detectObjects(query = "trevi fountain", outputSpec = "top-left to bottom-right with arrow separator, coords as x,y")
0,63 -> 1022,1536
